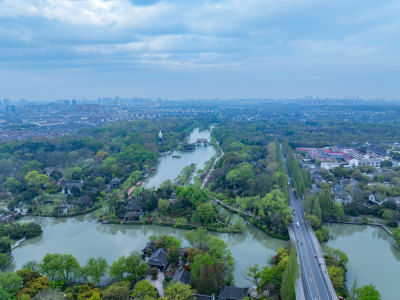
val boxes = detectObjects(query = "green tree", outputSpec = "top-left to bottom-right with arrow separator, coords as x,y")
22,260 -> 39,271
225,162 -> 255,189
110,252 -> 148,283
392,228 -> 400,247
5,177 -> 22,193
318,185 -> 333,221
356,284 -> 381,300
164,235 -> 181,249
0,271 -> 23,299
306,214 -> 321,229
124,251 -> 149,283
39,253 -> 80,283
0,237 -> 11,253
280,244 -> 299,300
332,166 -> 347,179
191,203 -> 218,225
315,227 -> 330,243
381,160 -> 392,168
167,246 -> 180,264
184,227 -> 208,250
21,161 -> 43,173
157,198 -> 170,215
131,280 -> 158,299
245,264 -> 262,290
16,269 -> 41,286
109,256 -> 126,282
60,254 -> 81,283
103,281 -> 130,300
311,196 -> 322,221
25,170 -> 48,188
164,282 -> 195,300
22,223 -> 43,238
327,265 -> 345,289
84,257 -> 108,286
39,253 -> 62,281
333,202 -> 345,220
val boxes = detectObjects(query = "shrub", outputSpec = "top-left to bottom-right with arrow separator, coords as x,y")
149,267 -> 158,280
387,221 -> 398,228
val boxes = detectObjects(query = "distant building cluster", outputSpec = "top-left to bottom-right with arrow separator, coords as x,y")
294,146 -> 392,170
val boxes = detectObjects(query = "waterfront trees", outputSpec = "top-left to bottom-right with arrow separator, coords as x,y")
393,228 -> 400,247
355,284 -> 381,300
245,245 -> 298,299
108,254 -> 145,283
84,257 -> 108,286
184,228 -> 235,294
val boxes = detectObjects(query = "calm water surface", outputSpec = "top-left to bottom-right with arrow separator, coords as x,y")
325,223 -> 400,300
11,212 -> 285,287
10,127 -> 286,287
146,128 -> 216,188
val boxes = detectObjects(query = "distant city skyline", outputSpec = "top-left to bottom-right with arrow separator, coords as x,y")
1,0 -> 399,100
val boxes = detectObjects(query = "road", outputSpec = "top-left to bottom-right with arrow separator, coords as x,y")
280,144 -> 336,300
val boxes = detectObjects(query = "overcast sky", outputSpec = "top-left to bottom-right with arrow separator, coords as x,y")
0,0 -> 399,101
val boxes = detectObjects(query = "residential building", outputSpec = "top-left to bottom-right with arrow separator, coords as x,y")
218,286 -> 249,300
148,248 -> 168,270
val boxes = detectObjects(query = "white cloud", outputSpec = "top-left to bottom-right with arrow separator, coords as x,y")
0,0 -> 399,98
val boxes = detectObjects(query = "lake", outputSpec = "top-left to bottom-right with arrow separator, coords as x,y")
11,212 -> 285,287
325,223 -> 400,300
10,127 -> 286,287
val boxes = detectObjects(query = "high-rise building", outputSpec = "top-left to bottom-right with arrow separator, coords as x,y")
6,105 -> 16,113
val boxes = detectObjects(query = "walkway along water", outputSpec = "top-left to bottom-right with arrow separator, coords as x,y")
200,141 -> 224,190
11,237 -> 26,251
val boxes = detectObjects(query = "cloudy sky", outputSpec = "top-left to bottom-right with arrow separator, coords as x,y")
0,0 -> 399,101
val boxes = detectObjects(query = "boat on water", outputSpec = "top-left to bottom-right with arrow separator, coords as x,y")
172,155 -> 181,158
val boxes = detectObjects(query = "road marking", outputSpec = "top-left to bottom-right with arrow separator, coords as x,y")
299,225 -> 322,300
296,204 -> 332,299
293,224 -> 313,298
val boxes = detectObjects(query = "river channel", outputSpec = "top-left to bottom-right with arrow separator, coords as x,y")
146,127 -> 217,188
325,223 -> 400,300
10,128 -> 286,287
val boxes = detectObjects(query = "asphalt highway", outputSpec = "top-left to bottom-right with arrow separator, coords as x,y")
280,144 -> 335,300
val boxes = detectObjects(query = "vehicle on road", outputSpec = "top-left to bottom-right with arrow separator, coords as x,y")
314,254 -> 317,258
292,209 -> 296,215
296,222 -> 300,228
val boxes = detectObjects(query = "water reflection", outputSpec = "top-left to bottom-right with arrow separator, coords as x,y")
327,222 -> 368,240
325,224 -> 400,300
9,126 -> 284,286
145,128 -> 217,188
11,213 -> 284,286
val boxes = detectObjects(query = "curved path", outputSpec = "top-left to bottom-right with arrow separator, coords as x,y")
200,142 -> 224,190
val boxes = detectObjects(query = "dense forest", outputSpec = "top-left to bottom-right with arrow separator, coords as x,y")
208,122 -> 292,237
0,118 -> 201,217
